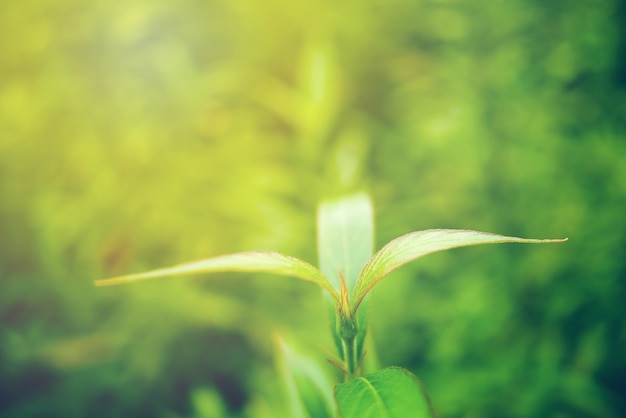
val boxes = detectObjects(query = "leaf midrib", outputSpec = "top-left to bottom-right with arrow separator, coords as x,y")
358,376 -> 390,418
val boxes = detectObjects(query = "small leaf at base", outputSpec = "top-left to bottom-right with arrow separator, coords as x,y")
334,366 -> 436,418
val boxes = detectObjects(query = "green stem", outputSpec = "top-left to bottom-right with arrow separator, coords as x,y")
338,306 -> 359,379
341,335 -> 357,380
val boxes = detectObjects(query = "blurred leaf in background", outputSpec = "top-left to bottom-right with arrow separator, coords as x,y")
1,0 -> 625,417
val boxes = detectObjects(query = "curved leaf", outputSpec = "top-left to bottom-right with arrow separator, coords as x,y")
334,366 -> 436,418
353,229 -> 567,310
95,250 -> 339,302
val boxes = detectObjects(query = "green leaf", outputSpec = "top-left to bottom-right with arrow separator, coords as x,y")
317,192 -> 374,362
317,192 -> 374,292
95,250 -> 339,302
353,229 -> 567,310
334,367 -> 436,418
276,336 -> 336,418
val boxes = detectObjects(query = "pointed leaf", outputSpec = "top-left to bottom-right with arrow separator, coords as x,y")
334,367 -> 436,418
317,193 -> 374,359
317,193 -> 374,292
95,250 -> 339,301
353,229 -> 567,309
276,336 -> 336,418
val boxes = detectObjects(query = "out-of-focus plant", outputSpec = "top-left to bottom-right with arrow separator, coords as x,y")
96,192 -> 565,417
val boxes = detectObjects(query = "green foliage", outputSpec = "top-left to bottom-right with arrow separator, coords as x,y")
335,367 -> 435,418
317,193 -> 374,377
96,250 -> 339,301
317,193 -> 374,292
353,230 -> 565,311
276,337 -> 335,418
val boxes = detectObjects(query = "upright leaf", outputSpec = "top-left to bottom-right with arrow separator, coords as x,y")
353,229 -> 567,310
276,336 -> 336,418
317,192 -> 374,292
334,367 -> 436,418
95,250 -> 339,302
317,193 -> 374,364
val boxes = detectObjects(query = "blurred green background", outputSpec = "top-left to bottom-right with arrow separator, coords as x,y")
1,0 -> 625,416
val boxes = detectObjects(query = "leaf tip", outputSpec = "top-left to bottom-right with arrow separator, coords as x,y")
540,237 -> 568,243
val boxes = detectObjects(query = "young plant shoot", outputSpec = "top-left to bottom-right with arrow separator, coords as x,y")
96,192 -> 566,417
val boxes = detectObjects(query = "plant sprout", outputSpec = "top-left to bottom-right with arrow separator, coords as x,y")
96,192 -> 566,417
